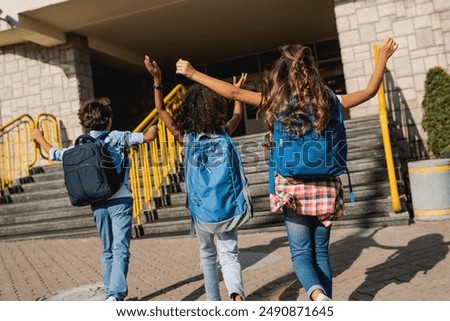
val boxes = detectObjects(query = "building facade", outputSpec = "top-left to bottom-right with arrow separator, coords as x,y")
1,0 -> 449,159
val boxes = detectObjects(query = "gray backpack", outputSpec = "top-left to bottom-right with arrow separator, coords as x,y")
62,133 -> 124,206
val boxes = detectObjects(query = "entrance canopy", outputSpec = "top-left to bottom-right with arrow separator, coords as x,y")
0,0 -> 337,70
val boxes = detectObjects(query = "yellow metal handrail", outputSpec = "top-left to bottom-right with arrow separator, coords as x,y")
0,114 -> 36,189
1,87 -> 186,225
373,44 -> 401,212
130,84 -> 186,223
35,113 -> 62,162
0,113 -> 61,190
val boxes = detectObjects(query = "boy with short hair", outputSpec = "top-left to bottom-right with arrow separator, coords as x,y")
32,97 -> 157,301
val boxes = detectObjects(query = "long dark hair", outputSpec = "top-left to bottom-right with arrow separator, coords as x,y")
259,45 -> 331,136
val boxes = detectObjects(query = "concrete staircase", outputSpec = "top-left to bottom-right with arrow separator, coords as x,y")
0,116 -> 410,241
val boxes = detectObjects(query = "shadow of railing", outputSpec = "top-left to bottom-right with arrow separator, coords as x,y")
384,70 -> 429,223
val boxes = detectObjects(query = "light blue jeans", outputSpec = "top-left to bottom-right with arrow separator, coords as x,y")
92,197 -> 133,301
195,226 -> 245,301
283,207 -> 332,299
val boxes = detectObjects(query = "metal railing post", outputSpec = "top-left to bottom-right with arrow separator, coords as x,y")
373,44 -> 401,212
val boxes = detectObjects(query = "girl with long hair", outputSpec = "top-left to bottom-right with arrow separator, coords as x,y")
175,38 -> 398,301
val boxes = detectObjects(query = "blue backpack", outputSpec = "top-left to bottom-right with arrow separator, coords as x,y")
184,129 -> 253,233
269,93 -> 354,201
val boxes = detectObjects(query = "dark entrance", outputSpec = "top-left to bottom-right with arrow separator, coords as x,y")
91,60 -> 151,131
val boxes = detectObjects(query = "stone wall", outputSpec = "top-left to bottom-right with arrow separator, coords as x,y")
0,33 -> 94,147
335,0 -> 450,158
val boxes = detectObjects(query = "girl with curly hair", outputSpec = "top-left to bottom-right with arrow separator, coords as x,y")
144,55 -> 248,301
175,38 -> 398,301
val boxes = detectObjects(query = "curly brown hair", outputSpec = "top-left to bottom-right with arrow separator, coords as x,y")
259,45 -> 331,136
78,97 -> 113,130
173,84 -> 228,133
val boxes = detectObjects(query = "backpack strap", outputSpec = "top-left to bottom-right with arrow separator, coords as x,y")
74,135 -> 94,146
74,132 -> 109,146
94,132 -> 110,143
345,167 -> 355,203
183,131 -> 194,195
332,93 -> 344,123
269,163 -> 275,194
332,94 -> 355,203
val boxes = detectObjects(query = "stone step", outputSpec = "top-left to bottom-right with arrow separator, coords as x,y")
134,207 -> 409,239
145,197 -> 397,224
0,215 -> 96,239
0,206 -> 90,226
0,116 -> 409,242
158,180 -> 392,208
0,226 -> 98,242
9,188 -> 69,203
0,194 -> 73,214
18,179 -> 66,193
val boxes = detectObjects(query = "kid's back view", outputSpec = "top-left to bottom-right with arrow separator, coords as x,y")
174,37 -> 398,301
184,129 -> 253,234
144,55 -> 250,301
32,97 -> 157,301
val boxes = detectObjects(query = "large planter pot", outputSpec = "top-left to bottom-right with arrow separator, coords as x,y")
408,158 -> 450,221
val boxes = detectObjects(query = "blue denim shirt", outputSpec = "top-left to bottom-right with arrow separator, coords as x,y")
50,130 -> 144,200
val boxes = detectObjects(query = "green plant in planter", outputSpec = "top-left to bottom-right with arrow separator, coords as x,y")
422,67 -> 450,157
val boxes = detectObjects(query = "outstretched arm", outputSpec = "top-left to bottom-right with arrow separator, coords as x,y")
176,59 -> 262,106
32,129 -> 52,154
225,73 -> 247,135
143,125 -> 158,142
340,37 -> 398,109
144,55 -> 183,142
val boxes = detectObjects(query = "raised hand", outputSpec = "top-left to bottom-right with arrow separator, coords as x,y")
144,55 -> 161,80
176,59 -> 195,78
233,73 -> 248,88
379,37 -> 398,60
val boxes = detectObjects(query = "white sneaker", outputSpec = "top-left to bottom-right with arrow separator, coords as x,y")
316,293 -> 332,301
106,296 -> 117,301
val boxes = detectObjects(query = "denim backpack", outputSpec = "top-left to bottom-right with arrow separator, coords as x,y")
269,93 -> 354,201
62,133 -> 125,206
184,129 -> 253,233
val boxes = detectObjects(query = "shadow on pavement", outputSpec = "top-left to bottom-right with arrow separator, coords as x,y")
137,236 -> 289,301
247,227 -> 389,300
135,229 -> 449,301
348,233 -> 449,300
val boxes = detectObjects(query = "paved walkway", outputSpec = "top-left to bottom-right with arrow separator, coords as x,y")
1,219 -> 450,301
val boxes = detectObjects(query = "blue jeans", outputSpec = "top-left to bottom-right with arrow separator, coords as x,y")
195,226 -> 245,301
283,207 -> 332,299
92,197 -> 133,301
